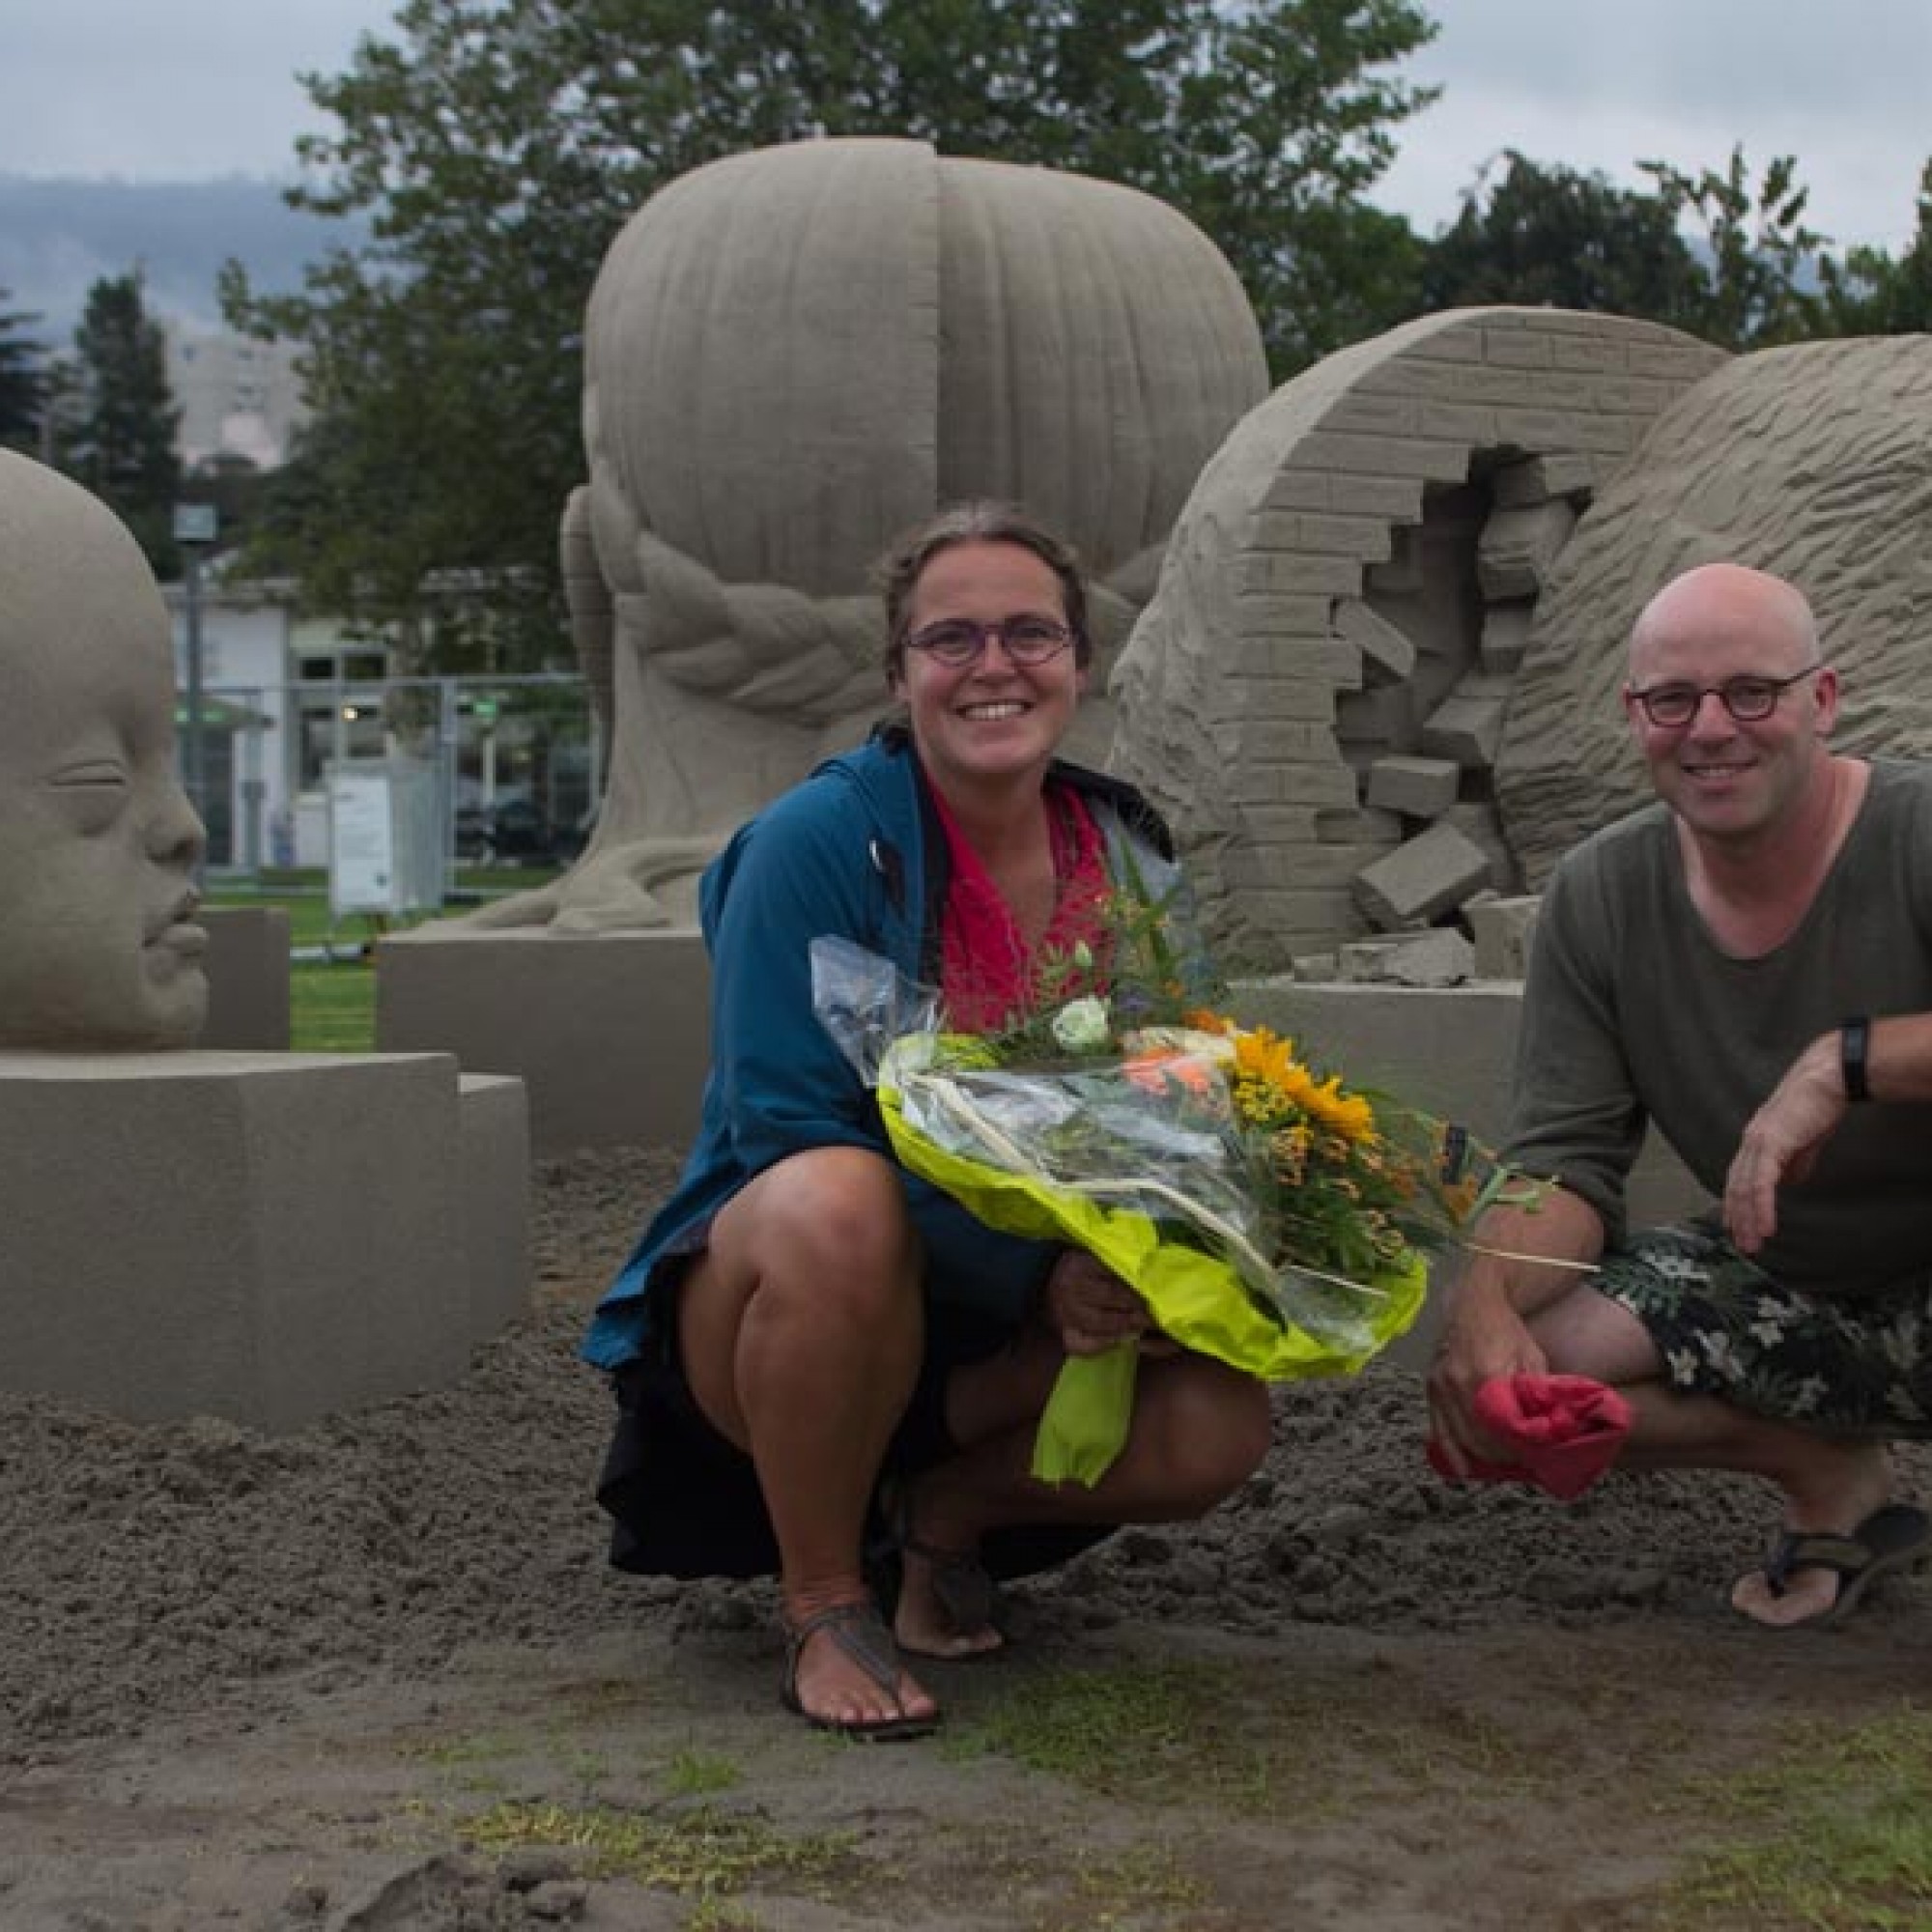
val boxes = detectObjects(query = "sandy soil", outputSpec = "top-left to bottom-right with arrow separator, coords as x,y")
4,1146 -> 1930,1930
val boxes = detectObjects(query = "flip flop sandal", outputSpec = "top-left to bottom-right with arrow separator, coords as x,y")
880,1482 -> 1001,1658
780,1599 -> 940,1742
1748,1501 -> 1932,1628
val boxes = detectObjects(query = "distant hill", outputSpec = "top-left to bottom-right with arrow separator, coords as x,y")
0,174 -> 363,345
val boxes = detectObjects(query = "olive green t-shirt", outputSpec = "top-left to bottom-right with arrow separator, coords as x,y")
1506,759 -> 1932,1294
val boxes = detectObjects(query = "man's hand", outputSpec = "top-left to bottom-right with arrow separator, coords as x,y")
1722,1031 -> 1845,1255
1426,1187 -> 1606,1473
1426,1285 -> 1548,1474
1042,1249 -> 1162,1357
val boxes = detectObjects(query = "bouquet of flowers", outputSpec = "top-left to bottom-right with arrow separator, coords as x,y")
811,884 -> 1541,1486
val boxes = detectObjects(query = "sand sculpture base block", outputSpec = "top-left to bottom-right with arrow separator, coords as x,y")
197,905 -> 292,1050
376,927 -> 711,1155
0,1051 -> 529,1432
1225,980 -> 1706,1366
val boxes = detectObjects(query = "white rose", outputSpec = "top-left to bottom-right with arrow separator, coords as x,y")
1050,995 -> 1112,1055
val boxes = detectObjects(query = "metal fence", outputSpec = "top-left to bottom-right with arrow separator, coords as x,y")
180,672 -> 601,886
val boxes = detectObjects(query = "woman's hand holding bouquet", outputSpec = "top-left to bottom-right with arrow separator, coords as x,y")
811,903 -> 1545,1486
1043,1247 -> 1170,1357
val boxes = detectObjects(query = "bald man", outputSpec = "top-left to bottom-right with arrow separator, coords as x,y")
1430,562 -> 1932,1628
0,449 -> 208,1049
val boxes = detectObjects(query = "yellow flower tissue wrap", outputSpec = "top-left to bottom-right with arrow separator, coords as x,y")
876,1036 -> 1428,1486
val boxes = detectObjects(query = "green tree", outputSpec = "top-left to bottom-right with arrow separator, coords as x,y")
1816,156 -> 1932,334
60,270 -> 184,575
1418,151 -> 1708,327
0,288 -> 48,454
1639,144 -> 1825,348
226,0 -> 1436,668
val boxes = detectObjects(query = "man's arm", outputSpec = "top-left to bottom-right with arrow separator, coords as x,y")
1725,1012 -> 1932,1254
1425,1184 -> 1606,1472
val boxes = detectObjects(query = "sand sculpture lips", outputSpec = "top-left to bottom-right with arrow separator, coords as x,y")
146,895 -> 208,953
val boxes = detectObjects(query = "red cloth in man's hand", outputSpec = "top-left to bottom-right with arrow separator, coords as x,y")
1426,1374 -> 1633,1501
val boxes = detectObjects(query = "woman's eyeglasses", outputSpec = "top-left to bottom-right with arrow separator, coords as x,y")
1626,664 -> 1823,728
905,616 -> 1073,668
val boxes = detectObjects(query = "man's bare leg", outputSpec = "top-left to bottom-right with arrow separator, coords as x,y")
1529,1286 -> 1895,1625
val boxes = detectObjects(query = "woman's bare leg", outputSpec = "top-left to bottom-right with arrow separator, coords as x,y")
677,1146 -> 936,1727
891,1335 -> 1272,1656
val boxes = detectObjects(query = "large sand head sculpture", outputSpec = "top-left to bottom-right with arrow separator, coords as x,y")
1494,335 -> 1932,884
0,449 -> 209,1048
1109,308 -> 1726,970
477,136 -> 1268,932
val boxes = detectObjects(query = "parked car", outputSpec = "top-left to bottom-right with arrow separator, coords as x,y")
455,796 -> 587,867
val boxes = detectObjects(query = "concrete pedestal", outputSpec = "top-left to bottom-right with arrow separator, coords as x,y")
0,1050 -> 529,1432
460,1070 -> 534,1340
196,905 -> 292,1050
376,927 -> 711,1155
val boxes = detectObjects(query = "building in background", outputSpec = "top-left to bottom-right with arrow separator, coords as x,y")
163,324 -> 308,471
159,572 -> 382,868
160,570 -> 595,875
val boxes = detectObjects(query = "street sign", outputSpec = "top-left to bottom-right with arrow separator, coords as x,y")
172,502 -> 218,545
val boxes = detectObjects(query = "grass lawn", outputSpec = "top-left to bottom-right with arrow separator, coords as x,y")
212,867 -> 557,1055
290,959 -> 378,1053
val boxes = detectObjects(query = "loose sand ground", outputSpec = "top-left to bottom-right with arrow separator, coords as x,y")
3,1147 -> 1928,1929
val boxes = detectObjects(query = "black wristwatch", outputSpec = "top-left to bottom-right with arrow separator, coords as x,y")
1840,1016 -> 1873,1103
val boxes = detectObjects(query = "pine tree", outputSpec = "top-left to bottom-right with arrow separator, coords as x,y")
0,287 -> 48,454
61,270 -> 184,575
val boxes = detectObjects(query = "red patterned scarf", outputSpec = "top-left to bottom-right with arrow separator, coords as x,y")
930,781 -> 1112,1033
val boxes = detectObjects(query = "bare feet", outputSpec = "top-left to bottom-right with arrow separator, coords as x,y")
782,1587 -> 938,1733
886,1482 -> 1005,1661
1728,1442 -> 1895,1628
1731,1553 -> 1851,1628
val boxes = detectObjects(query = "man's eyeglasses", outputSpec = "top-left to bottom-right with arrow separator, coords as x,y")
905,615 -> 1073,668
1626,664 -> 1824,729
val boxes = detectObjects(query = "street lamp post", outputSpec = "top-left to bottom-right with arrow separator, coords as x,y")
172,501 -> 218,872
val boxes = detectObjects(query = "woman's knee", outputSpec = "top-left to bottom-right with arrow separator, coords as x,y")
1145,1358 -> 1274,1507
724,1147 -> 919,1317
680,1149 -> 921,1440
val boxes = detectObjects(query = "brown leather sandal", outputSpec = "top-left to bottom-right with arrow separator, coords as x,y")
880,1482 -> 1001,1658
780,1599 -> 940,1741
1742,1502 -> 1932,1628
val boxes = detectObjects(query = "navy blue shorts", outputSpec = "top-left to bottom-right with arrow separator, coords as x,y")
594,1284 -> 1114,1583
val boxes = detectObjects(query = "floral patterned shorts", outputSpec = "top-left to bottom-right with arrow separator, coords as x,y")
1592,1220 -> 1932,1438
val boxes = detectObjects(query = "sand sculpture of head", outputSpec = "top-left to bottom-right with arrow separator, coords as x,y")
472,135 -> 1268,932
0,449 -> 209,1049
1110,323 -> 1932,971
1494,335 -> 1932,886
1106,307 -> 1728,969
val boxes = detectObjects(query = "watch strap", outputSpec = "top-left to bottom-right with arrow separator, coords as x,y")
1840,1016 -> 1872,1103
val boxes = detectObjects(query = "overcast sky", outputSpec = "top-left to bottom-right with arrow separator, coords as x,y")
0,0 -> 1925,251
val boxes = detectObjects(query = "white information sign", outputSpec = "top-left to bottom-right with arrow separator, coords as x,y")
327,760 -> 441,917
327,770 -> 397,915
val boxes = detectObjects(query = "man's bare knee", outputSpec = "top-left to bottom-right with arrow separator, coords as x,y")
1528,1286 -> 1661,1382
